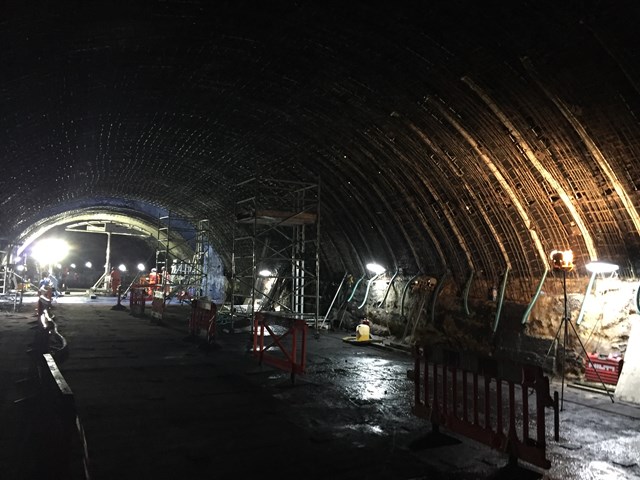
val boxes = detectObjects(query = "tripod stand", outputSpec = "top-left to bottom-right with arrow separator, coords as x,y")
545,268 -> 615,410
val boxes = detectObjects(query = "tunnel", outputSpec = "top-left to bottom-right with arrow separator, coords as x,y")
1,1 -> 640,479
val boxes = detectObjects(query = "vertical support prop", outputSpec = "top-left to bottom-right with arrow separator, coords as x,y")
463,270 -> 474,316
576,271 -> 596,325
492,267 -> 510,333
430,270 -> 449,324
522,268 -> 549,325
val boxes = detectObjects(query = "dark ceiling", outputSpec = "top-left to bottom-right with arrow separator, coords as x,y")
2,0 -> 640,295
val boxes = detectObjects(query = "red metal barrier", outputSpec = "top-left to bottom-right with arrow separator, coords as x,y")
129,285 -> 146,316
253,312 -> 307,382
412,345 -> 559,470
150,291 -> 165,323
189,299 -> 216,343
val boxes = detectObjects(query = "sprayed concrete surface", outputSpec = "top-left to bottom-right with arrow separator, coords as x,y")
1,293 -> 639,479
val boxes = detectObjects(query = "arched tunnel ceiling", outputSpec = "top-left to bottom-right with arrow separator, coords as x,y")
2,0 -> 640,293
15,208 -> 195,263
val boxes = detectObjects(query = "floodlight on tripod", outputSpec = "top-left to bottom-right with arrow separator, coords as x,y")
546,249 -> 614,410
550,249 -> 574,272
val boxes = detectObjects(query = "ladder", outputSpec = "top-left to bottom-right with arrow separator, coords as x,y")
0,250 -> 9,296
0,249 -> 22,311
0,265 -> 7,296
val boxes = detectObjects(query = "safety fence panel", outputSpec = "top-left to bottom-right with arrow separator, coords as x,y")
37,353 -> 91,480
150,290 -> 165,322
129,286 -> 146,317
412,345 -> 559,470
253,312 -> 307,381
189,299 -> 216,342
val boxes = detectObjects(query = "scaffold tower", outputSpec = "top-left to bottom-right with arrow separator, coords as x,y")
231,177 -> 320,330
0,247 -> 23,311
156,213 -> 211,301
0,249 -> 13,296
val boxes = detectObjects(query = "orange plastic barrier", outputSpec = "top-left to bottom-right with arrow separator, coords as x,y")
189,299 -> 216,343
412,345 -> 559,470
253,312 -> 307,382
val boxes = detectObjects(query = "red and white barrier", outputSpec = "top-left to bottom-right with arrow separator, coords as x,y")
129,285 -> 146,316
150,290 -> 165,322
412,345 -> 559,470
189,299 -> 216,343
253,312 -> 307,382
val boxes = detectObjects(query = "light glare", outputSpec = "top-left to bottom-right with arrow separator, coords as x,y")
586,262 -> 619,274
31,238 -> 70,265
366,263 -> 386,275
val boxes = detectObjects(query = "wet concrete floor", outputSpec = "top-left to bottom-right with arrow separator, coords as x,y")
1,293 -> 639,479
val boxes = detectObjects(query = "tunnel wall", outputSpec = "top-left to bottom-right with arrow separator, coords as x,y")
327,272 -> 636,378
